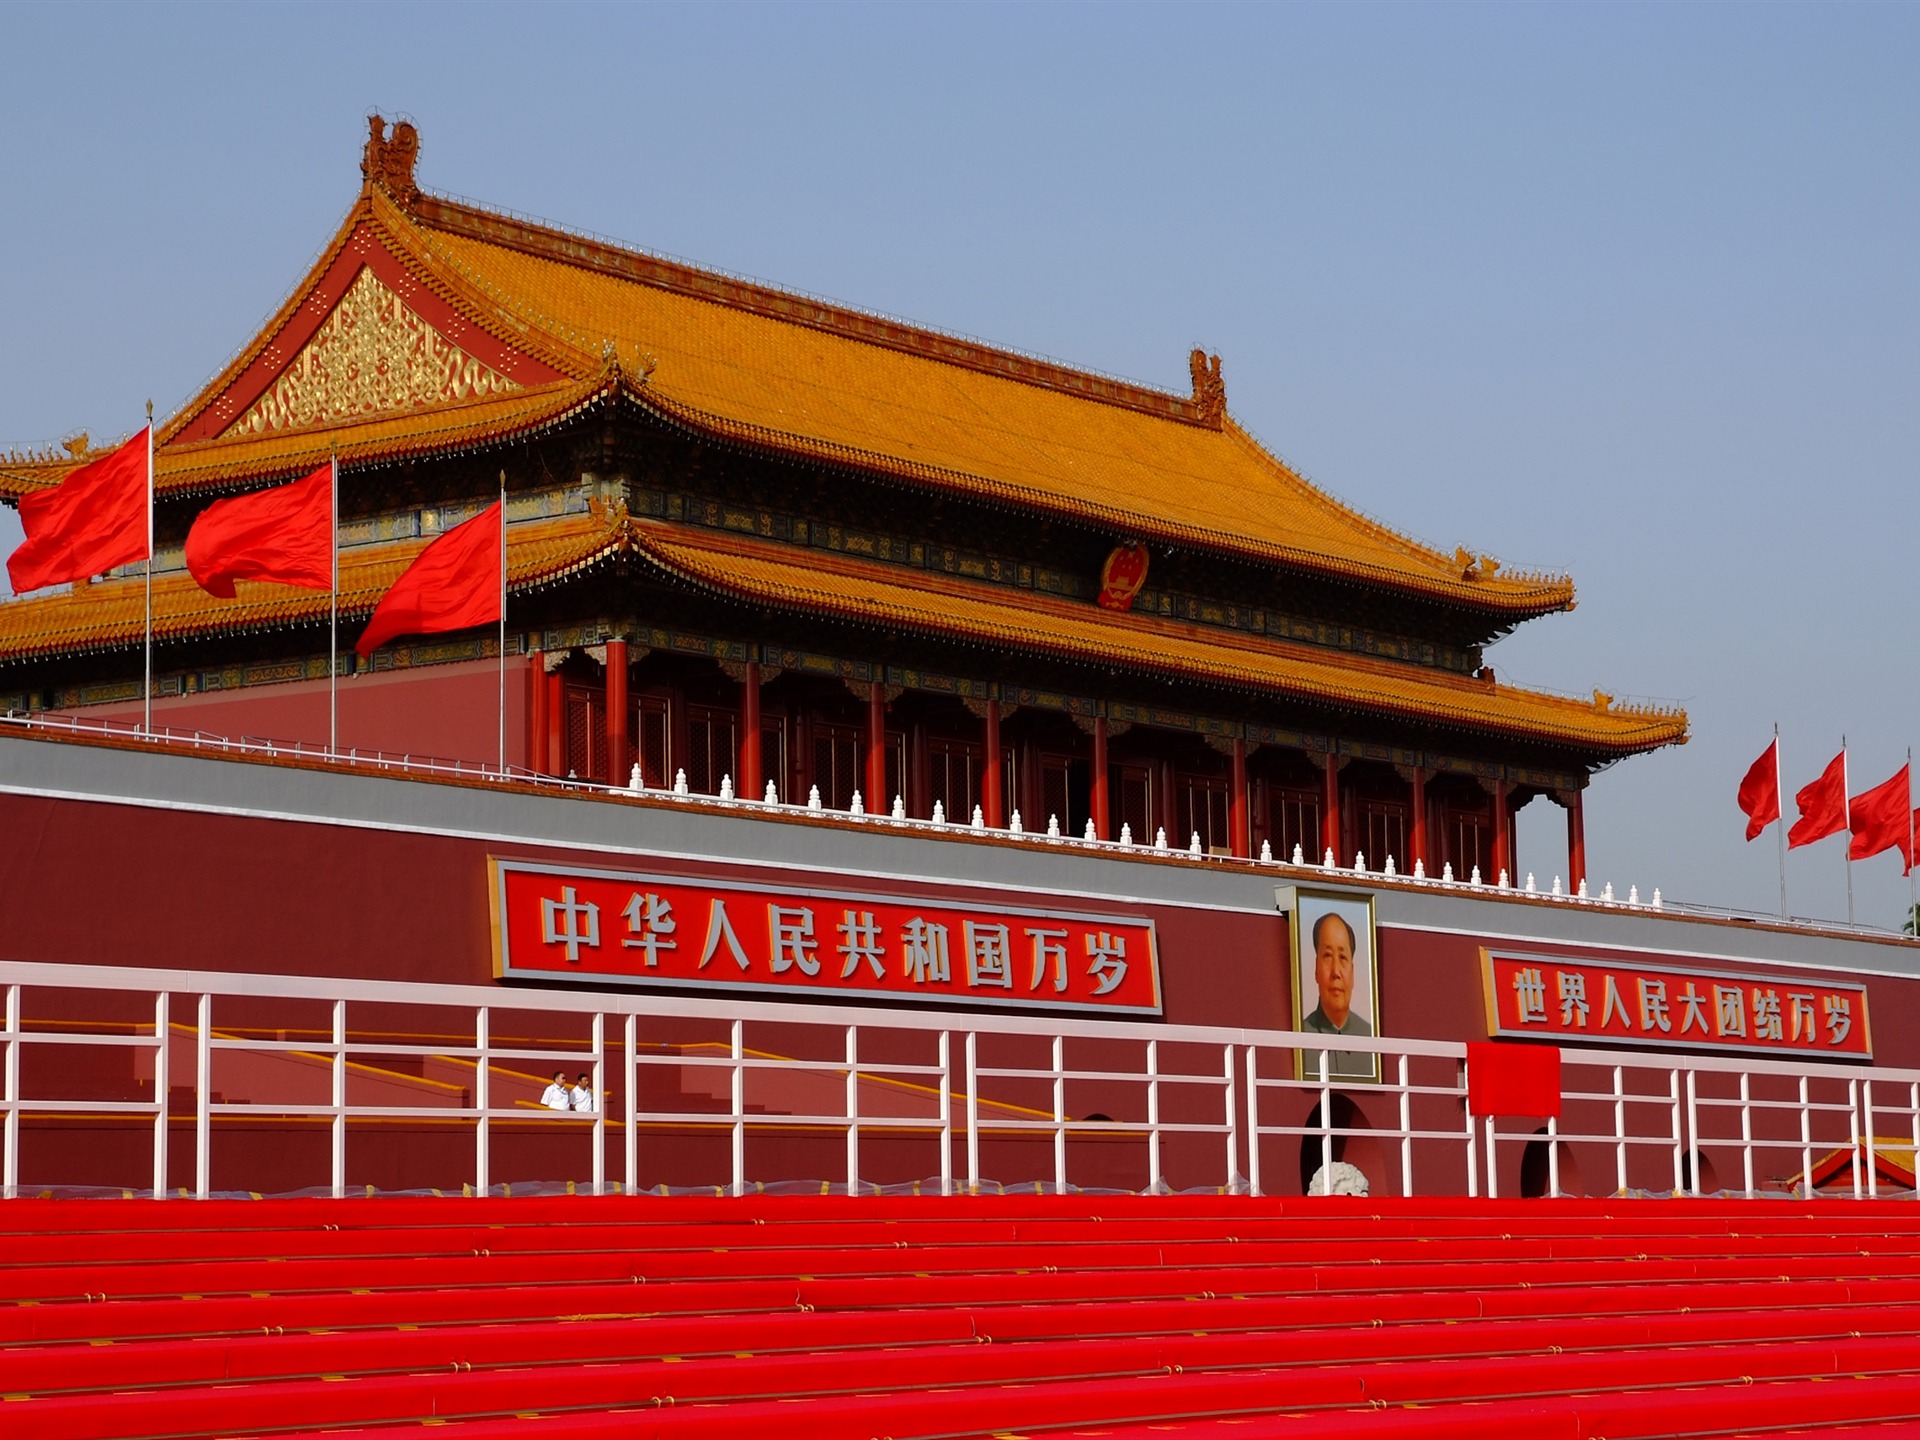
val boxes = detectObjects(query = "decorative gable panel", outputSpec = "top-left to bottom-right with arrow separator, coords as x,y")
224,267 -> 520,437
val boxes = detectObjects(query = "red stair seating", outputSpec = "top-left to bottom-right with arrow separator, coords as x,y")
3,1195 -> 1920,1439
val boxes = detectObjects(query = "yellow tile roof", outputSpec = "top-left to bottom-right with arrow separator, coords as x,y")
0,510 -> 625,663
408,201 -> 1572,617
628,518 -> 1685,757
4,180 -> 1571,622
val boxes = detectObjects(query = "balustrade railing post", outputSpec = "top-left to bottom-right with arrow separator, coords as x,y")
965,1031 -> 980,1194
1547,1113 -> 1560,1198
1318,1051 -> 1333,1192
150,991 -> 167,1200
846,1025 -> 860,1197
1798,1074 -> 1812,1199
1850,1077 -> 1863,1200
1463,1060 -> 1478,1199
1685,1069 -> 1700,1197
1052,1034 -> 1067,1194
195,993 -> 212,1200
1243,1045 -> 1263,1197
624,1013 -> 639,1197
1146,1039 -> 1162,1194
330,998 -> 347,1199
1740,1072 -> 1754,1198
1485,1116 -> 1498,1199
1398,1052 -> 1413,1198
1911,1082 -> 1919,1189
2,984 -> 18,1201
1864,1078 -> 1878,1200
1221,1042 -> 1237,1194
1613,1065 -> 1627,1195
591,1012 -> 606,1197
1668,1068 -> 1683,1196
938,1031 -> 953,1197
474,1007 -> 490,1197
730,1018 -> 745,1197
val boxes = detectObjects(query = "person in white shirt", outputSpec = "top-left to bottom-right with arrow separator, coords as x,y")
571,1073 -> 596,1113
540,1070 -> 572,1111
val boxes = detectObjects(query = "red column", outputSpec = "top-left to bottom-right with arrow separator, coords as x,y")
1230,737 -> 1250,858
1567,789 -> 1587,892
528,648 -> 547,776
982,699 -> 1004,828
865,679 -> 887,810
1090,715 -> 1110,840
1492,779 -> 1512,882
740,659 -> 763,801
605,639 -> 629,787
1410,765 -> 1429,873
545,667 -> 565,776
1321,755 -> 1341,863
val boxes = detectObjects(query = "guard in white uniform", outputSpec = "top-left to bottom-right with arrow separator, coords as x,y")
540,1071 -> 572,1110
571,1073 -> 596,1113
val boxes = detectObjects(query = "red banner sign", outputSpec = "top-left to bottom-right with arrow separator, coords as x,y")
1483,949 -> 1871,1059
492,860 -> 1162,1015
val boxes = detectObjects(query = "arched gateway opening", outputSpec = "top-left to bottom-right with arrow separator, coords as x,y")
1298,1094 -> 1385,1196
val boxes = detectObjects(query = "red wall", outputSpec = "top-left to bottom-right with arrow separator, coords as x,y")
51,656 -> 533,769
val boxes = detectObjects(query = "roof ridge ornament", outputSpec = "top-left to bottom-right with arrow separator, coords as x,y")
1188,348 -> 1225,428
362,114 -> 420,208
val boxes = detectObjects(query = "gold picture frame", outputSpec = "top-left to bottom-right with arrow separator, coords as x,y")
1286,888 -> 1381,1084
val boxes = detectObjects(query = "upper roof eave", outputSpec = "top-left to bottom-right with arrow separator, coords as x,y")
620,516 -> 1682,760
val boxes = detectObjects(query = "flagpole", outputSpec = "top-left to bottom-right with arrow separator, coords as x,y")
329,452 -> 339,757
1842,736 -> 1853,925
143,401 -> 154,737
1908,746 -> 1915,930
498,470 -> 507,776
1774,723 -> 1786,919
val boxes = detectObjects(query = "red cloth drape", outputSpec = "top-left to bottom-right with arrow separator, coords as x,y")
1737,739 -> 1780,842
355,502 -> 502,657
184,463 -> 332,598
1788,751 -> 1848,849
1466,1042 -> 1561,1119
6,428 -> 149,593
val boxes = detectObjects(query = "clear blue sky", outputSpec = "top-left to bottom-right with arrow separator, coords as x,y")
2,2 -> 1914,926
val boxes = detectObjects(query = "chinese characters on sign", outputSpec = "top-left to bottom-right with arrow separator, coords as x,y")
1483,949 -> 1871,1060
493,860 -> 1162,1015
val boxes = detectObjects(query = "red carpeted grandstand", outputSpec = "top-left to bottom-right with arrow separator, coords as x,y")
7,1193 -> 1920,1437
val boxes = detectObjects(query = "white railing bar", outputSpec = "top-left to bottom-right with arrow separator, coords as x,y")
194,994 -> 212,1201
729,1018 -> 744,1198
1146,1039 -> 1161,1194
330,998 -> 346,1200
937,1031 -> 953,1198
1741,1072 -> 1754,1199
845,1025 -> 860,1198
965,1032 -> 979,1195
623,1013 -> 639,1198
1051,1034 -> 1066,1194
1244,1044 -> 1262,1198
1398,1052 -> 1414,1199
474,1007 -> 490,1197
591,1011 -> 606,1197
150,991 -> 167,1201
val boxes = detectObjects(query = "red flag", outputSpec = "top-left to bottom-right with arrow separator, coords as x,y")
1737,739 -> 1780,841
1466,1042 -> 1561,1119
1849,765 -> 1912,871
6,428 -> 149,593
185,464 -> 332,599
355,501 -> 501,657
1788,751 -> 1848,849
